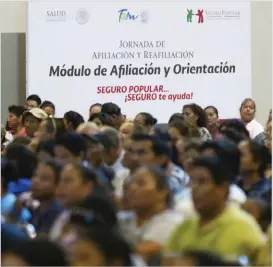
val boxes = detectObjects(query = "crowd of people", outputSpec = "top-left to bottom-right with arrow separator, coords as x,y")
1,94 -> 272,266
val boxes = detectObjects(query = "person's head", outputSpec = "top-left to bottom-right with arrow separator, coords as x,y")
176,139 -> 201,171
217,128 -> 247,144
63,111 -> 85,131
219,119 -> 250,139
128,165 -> 173,212
134,112 -> 157,133
25,94 -> 42,109
54,133 -> 87,164
56,162 -> 98,207
122,139 -> 137,172
119,121 -> 144,146
200,139 -> 240,181
89,103 -> 102,117
240,98 -> 256,123
7,105 -> 26,130
238,140 -> 271,177
5,144 -> 38,178
70,226 -> 132,266
31,160 -> 63,201
35,117 -> 66,142
88,112 -> 115,129
130,133 -> 170,169
1,159 -> 18,195
40,101 -> 56,117
101,102 -> 124,129
22,108 -> 48,137
36,140 -> 55,161
2,239 -> 68,266
182,103 -> 207,128
204,106 -> 219,129
168,113 -> 184,124
168,120 -> 200,144
76,122 -> 99,136
12,136 -> 32,147
190,157 -> 230,218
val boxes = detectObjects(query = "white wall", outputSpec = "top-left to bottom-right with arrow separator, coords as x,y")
0,1 -> 272,124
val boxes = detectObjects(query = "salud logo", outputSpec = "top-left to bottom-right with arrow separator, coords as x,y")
118,9 -> 148,23
75,8 -> 89,25
187,9 -> 204,24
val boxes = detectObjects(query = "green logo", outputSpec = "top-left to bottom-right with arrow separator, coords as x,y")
187,9 -> 204,24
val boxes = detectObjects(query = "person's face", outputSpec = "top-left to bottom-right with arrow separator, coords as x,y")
122,139 -> 138,171
86,141 -> 103,167
42,106 -> 55,117
120,122 -> 134,146
31,163 -> 57,200
205,108 -> 218,127
130,140 -> 158,166
54,145 -> 79,164
7,112 -> 21,130
190,166 -> 227,214
56,164 -> 92,207
134,114 -> 145,126
89,105 -> 102,117
238,140 -> 258,173
128,167 -> 167,210
168,126 -> 182,144
35,120 -> 52,141
266,120 -> 272,151
2,253 -> 28,266
25,100 -> 38,109
182,107 -> 198,125
112,114 -> 124,129
100,146 -> 118,165
183,148 -> 200,172
24,114 -> 41,137
71,239 -> 105,266
240,100 -> 255,123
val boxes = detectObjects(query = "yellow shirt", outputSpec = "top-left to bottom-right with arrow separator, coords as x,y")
165,204 -> 264,261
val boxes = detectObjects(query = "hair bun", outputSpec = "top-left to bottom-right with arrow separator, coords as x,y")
152,118 -> 158,125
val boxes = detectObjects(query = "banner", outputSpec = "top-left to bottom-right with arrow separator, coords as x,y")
27,1 -> 251,122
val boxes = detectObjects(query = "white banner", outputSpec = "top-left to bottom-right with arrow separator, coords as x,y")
27,1 -> 251,122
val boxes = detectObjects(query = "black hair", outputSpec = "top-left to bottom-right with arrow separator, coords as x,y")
77,226 -> 133,266
192,156 -> 231,185
1,159 -> 18,191
219,119 -> 250,138
200,139 -> 240,181
101,102 -> 121,116
64,111 -> 85,130
70,194 -> 118,228
8,105 -> 26,117
131,133 -> 170,157
90,103 -> 102,110
40,100 -> 55,112
204,105 -> 219,117
36,140 -> 55,157
168,113 -> 184,124
55,132 -> 87,157
26,94 -> 42,106
183,103 -> 208,128
5,144 -> 38,178
88,112 -> 115,127
248,141 -> 271,177
44,118 -> 67,139
137,112 -> 157,126
5,239 -> 68,266
219,128 -> 246,144
182,250 -> 242,266
169,119 -> 201,138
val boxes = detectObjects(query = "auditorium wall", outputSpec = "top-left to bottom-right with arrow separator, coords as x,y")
0,2 -> 272,124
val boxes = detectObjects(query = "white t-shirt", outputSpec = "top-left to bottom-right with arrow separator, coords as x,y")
246,119 -> 264,139
118,210 -> 183,246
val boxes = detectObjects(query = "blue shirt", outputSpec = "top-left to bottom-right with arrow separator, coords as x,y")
237,177 -> 271,201
1,193 -> 31,223
31,200 -> 64,233
8,178 -> 31,195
